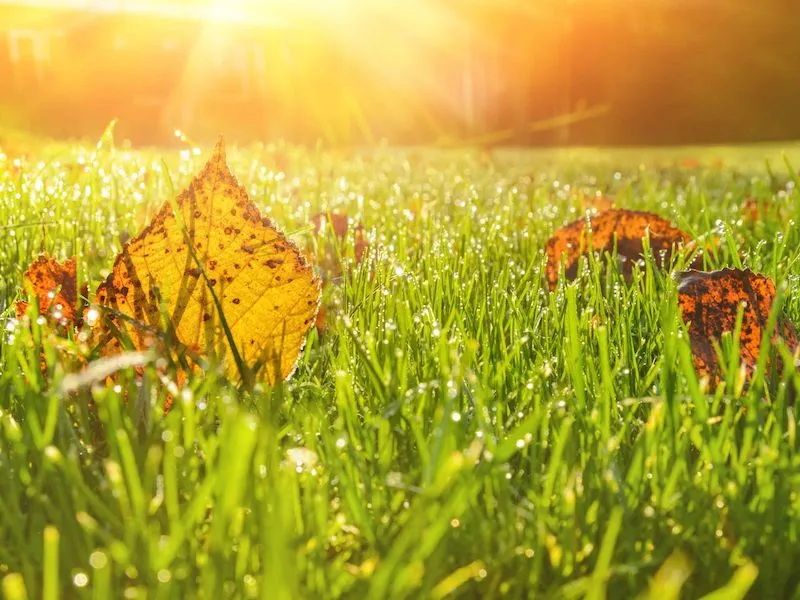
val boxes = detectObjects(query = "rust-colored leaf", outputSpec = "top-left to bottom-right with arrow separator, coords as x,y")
545,209 -> 696,289
16,254 -> 85,328
677,268 -> 798,381
95,139 -> 320,384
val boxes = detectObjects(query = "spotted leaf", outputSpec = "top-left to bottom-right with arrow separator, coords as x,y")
95,139 -> 320,384
545,209 -> 697,289
677,268 -> 798,382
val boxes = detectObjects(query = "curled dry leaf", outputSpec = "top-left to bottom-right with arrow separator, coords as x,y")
16,254 -> 86,328
95,139 -> 320,384
545,209 -> 697,289
677,268 -> 798,381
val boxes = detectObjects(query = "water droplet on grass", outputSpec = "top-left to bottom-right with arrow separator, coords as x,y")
89,551 -> 108,569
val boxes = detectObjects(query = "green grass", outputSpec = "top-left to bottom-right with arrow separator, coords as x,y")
3,137 -> 800,599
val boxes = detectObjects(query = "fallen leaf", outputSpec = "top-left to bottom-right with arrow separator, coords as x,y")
308,212 -> 370,337
742,196 -> 785,225
309,211 -> 370,279
545,209 -> 696,289
679,157 -> 701,169
16,254 -> 85,328
311,212 -> 350,239
677,268 -> 798,381
353,224 -> 369,264
95,139 -> 320,384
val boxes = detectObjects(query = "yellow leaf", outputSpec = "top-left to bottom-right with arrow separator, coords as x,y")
95,139 -> 320,384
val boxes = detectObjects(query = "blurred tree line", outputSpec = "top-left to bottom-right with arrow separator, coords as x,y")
1,0 -> 799,146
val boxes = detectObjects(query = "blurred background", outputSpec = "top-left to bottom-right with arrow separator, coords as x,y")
1,0 -> 799,147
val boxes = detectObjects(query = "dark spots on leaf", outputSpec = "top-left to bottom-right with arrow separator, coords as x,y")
187,268 -> 201,278
233,298 -> 241,305
203,313 -> 211,322
264,258 -> 283,269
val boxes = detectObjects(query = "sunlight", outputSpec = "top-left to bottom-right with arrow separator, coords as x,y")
155,0 -> 476,143
1,0 -> 592,144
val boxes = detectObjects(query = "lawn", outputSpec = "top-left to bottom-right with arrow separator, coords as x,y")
2,137 -> 800,599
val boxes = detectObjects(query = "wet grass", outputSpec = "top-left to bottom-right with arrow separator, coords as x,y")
3,138 -> 800,599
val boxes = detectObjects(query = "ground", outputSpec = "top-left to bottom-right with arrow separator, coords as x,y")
2,138 -> 800,599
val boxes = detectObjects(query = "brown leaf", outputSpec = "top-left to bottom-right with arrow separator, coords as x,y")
545,209 -> 696,289
677,268 -> 798,381
311,212 -> 350,239
309,212 -> 370,279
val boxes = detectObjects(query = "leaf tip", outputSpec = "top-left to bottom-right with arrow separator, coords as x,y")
213,136 -> 227,162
